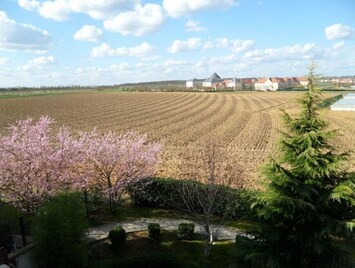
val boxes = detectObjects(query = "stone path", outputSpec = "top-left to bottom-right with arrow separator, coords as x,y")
86,218 -> 243,243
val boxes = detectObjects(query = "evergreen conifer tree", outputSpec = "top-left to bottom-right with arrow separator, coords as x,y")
236,64 -> 355,268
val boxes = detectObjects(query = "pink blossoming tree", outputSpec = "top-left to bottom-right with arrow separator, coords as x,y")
79,130 -> 162,210
0,116 -> 162,213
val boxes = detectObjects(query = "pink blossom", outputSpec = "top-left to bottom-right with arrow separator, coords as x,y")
0,116 -> 162,213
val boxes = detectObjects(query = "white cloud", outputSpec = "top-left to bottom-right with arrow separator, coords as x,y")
17,0 -> 139,21
168,37 -> 254,53
332,42 -> 344,50
214,38 -> 254,53
104,4 -> 165,36
69,0 -> 138,20
38,0 -> 71,21
164,60 -> 188,67
325,24 -> 354,40
29,55 -> 56,65
18,0 -> 40,10
163,0 -> 238,18
109,63 -> 130,71
91,42 -> 155,58
168,38 -> 202,53
244,43 -> 320,62
21,55 -> 56,71
185,20 -> 207,32
0,11 -> 52,52
0,58 -> 11,65
74,25 -> 103,42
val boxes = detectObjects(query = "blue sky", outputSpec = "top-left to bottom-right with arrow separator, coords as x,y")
0,0 -> 354,87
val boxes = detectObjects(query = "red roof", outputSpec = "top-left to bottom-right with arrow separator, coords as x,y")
240,78 -> 253,84
297,77 -> 308,82
255,78 -> 268,83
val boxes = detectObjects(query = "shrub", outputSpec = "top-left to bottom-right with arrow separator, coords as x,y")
127,177 -> 255,219
108,226 -> 127,249
127,177 -> 183,209
147,223 -> 161,240
32,191 -> 88,268
177,223 -> 194,240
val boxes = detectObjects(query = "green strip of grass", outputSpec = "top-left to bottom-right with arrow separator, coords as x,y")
0,89 -> 95,99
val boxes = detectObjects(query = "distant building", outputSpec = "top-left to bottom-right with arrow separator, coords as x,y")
186,78 -> 203,88
239,78 -> 255,90
297,77 -> 309,88
255,77 -> 286,91
202,73 -> 224,88
186,73 -> 242,90
214,78 -> 243,90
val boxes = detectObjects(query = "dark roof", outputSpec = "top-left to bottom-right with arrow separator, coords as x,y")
205,72 -> 222,82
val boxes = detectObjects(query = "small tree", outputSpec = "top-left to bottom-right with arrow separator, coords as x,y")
235,64 -> 355,267
0,117 -> 86,213
79,130 -> 162,211
179,141 -> 243,256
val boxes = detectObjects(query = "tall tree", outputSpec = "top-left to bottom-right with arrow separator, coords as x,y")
236,65 -> 355,267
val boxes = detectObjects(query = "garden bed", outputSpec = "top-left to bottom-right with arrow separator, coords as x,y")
88,230 -> 243,268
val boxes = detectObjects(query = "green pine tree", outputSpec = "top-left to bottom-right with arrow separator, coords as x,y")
236,64 -> 355,268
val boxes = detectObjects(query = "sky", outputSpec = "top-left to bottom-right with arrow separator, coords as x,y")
0,0 -> 354,87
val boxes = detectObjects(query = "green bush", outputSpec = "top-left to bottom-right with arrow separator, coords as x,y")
127,177 -> 183,209
33,192 -> 88,268
177,223 -> 194,240
147,223 -> 161,239
108,226 -> 127,249
126,177 -> 255,219
93,252 -> 199,268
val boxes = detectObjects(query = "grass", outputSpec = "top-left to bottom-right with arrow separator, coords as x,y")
89,230 -> 246,268
0,89 -> 95,99
87,202 -> 195,227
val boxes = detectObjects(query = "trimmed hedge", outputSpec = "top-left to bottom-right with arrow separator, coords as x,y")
126,177 -> 255,219
108,226 -> 127,249
177,223 -> 195,240
148,223 -> 161,240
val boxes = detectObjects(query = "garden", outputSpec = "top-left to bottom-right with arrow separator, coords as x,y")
0,68 -> 355,268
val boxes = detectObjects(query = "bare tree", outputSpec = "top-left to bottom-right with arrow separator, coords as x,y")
178,141 -> 244,256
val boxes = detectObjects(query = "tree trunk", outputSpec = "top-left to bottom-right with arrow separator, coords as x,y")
203,224 -> 214,257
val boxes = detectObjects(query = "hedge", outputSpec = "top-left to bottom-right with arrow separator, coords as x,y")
126,177 -> 256,219
148,223 -> 161,240
177,223 -> 195,240
108,226 -> 127,249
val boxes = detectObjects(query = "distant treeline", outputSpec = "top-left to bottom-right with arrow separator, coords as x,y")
117,80 -> 186,87
0,86 -> 97,92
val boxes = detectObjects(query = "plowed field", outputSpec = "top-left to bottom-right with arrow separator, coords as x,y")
1,91 -> 353,187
